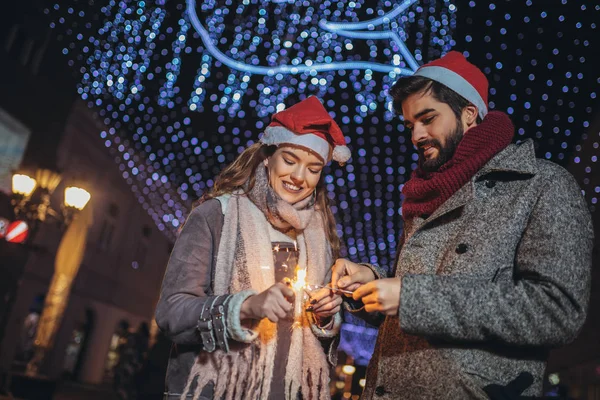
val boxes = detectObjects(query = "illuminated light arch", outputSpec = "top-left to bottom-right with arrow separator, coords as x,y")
45,0 -> 598,360
186,0 -> 419,76
318,0 -> 420,72
46,0 -> 458,245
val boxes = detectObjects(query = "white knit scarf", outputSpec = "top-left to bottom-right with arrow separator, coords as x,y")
182,166 -> 333,400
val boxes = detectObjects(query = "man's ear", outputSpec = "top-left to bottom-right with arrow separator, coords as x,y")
463,104 -> 479,127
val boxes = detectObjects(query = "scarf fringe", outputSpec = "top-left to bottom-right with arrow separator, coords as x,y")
232,350 -> 251,400
224,355 -> 238,400
284,325 -> 304,399
213,354 -> 232,400
181,353 -> 221,400
246,345 -> 261,397
301,324 -> 330,400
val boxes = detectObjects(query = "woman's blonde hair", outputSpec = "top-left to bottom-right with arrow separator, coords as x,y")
198,143 -> 340,258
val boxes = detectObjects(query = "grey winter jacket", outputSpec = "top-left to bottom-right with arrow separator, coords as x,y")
354,140 -> 594,399
155,199 -> 224,399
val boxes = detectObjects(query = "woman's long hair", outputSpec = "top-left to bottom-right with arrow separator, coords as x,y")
198,143 -> 341,258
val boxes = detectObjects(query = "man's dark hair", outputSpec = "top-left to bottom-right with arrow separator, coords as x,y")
389,75 -> 483,124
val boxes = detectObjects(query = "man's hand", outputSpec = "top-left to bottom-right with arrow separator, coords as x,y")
331,258 -> 377,294
240,283 -> 294,323
353,278 -> 401,316
307,287 -> 342,318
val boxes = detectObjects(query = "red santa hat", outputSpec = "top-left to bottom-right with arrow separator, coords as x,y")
260,96 -> 351,164
414,51 -> 489,119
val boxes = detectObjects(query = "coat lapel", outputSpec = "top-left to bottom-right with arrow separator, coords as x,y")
420,181 -> 473,228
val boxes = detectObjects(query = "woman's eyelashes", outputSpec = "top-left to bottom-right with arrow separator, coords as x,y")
283,158 -> 321,175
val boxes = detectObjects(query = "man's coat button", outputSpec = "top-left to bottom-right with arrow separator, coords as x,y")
456,243 -> 469,254
485,180 -> 497,188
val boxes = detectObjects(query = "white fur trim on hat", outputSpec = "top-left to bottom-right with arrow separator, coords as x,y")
261,126 -> 332,162
332,144 -> 351,163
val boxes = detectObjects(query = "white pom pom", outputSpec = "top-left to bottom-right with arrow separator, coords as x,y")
332,145 -> 351,163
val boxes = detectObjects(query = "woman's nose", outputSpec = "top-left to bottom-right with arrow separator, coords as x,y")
290,167 -> 305,183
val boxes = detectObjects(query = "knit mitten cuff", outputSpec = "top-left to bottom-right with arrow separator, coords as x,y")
227,290 -> 259,343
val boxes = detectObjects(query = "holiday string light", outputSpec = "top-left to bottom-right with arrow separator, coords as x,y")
46,0 -> 598,257
46,0 -> 598,362
46,0 -> 456,259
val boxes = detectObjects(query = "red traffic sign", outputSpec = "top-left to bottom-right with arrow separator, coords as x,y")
5,220 -> 29,243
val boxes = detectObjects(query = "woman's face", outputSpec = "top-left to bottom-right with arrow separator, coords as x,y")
264,145 -> 325,204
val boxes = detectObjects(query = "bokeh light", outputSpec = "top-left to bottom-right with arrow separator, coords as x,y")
45,0 -> 598,364
45,0 -> 599,266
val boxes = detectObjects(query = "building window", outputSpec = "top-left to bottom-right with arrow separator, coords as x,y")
0,107 -> 31,193
103,320 -> 130,383
132,241 -> 147,270
12,294 -> 44,367
97,220 -> 115,252
97,203 -> 119,252
108,203 -> 119,218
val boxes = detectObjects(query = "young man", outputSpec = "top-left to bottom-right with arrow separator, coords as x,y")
330,51 -> 594,399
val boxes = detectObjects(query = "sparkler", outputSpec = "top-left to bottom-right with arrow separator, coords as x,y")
292,267 -> 307,326
306,284 -> 354,295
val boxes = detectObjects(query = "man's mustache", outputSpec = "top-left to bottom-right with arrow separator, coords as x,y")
416,140 -> 441,154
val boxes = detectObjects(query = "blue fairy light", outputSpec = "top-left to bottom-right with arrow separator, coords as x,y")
46,0 -> 597,261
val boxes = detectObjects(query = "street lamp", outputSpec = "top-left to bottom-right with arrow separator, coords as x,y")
11,174 -> 37,197
64,187 -> 91,210
10,169 -> 90,236
1,168 -> 91,379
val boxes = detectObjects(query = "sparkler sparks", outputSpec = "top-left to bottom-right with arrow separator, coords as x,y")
291,266 -> 308,327
292,268 -> 306,292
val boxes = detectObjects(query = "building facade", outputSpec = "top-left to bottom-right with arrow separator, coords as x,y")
0,1 -> 173,384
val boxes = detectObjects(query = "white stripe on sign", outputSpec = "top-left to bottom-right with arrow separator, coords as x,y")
6,221 -> 28,242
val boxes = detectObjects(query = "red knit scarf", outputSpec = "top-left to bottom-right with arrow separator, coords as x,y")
401,111 -> 514,220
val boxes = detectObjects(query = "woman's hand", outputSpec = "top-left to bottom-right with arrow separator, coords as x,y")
240,283 -> 294,323
331,258 -> 377,294
306,287 -> 342,318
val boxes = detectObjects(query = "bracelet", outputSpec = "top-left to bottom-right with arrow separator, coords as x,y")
197,296 -> 220,352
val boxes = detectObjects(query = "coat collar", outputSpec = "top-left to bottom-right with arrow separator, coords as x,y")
475,139 -> 538,179
420,140 -> 538,227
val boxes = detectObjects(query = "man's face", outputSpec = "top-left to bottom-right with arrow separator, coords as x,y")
401,91 -> 465,172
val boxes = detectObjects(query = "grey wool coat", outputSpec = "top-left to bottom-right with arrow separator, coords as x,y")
354,140 -> 594,399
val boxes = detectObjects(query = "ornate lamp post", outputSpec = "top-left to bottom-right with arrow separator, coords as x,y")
1,169 -> 90,377
10,169 -> 90,237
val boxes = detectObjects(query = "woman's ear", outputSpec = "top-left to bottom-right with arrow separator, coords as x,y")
263,158 -> 269,167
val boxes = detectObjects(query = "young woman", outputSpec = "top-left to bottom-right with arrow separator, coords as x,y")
155,96 -> 352,400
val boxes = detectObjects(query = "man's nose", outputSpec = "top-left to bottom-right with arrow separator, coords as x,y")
411,124 -> 428,146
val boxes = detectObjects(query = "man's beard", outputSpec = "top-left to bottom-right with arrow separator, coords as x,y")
418,120 -> 464,172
